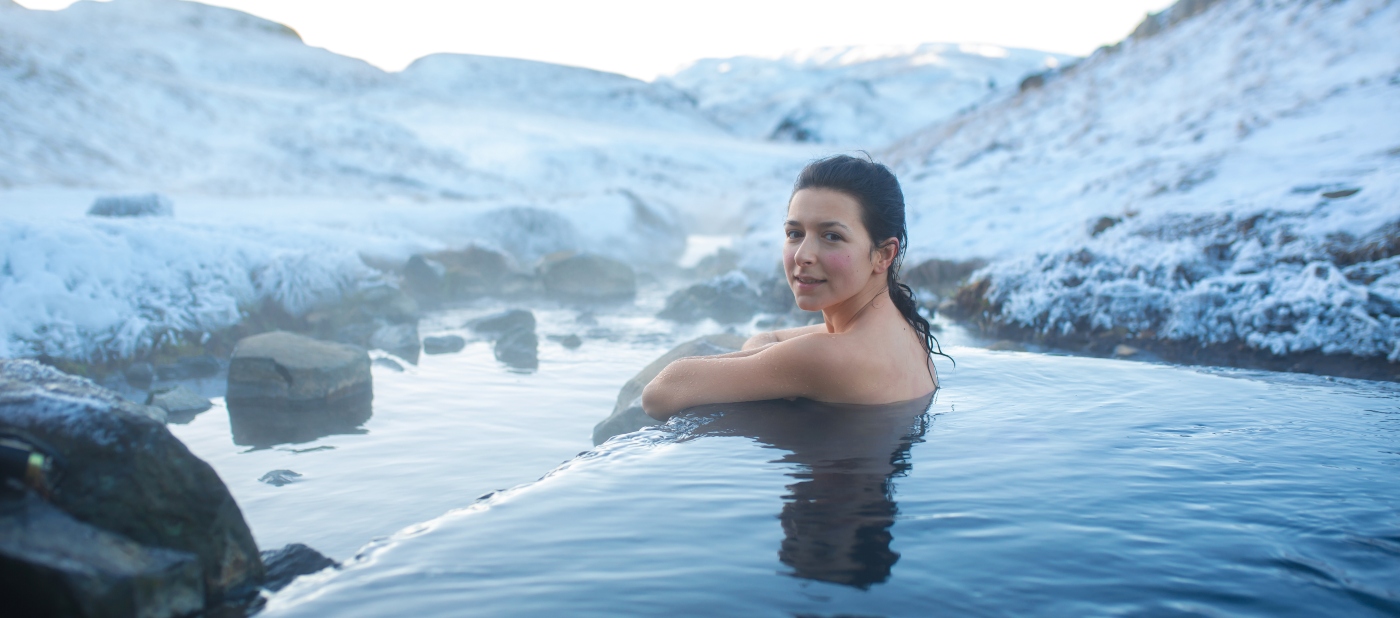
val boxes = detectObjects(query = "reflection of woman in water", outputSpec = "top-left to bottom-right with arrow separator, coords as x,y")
643,155 -> 948,419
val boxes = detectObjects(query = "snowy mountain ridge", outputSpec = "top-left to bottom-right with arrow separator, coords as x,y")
664,42 -> 1070,147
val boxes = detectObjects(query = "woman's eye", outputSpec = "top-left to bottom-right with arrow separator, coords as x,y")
823,232 -> 841,241
785,230 -> 801,239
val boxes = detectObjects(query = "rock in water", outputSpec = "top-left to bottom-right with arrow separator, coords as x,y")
591,333 -> 747,445
226,332 -> 373,447
86,193 -> 173,218
495,328 -> 539,371
539,253 -> 637,303
259,543 -> 337,592
468,310 -> 539,370
658,271 -> 762,324
154,354 -> 221,380
0,360 -> 264,606
123,362 -> 155,390
146,385 -> 213,423
422,335 -> 466,355
467,309 -> 536,336
0,494 -> 205,618
369,322 -> 421,365
258,470 -> 302,487
402,246 -> 523,305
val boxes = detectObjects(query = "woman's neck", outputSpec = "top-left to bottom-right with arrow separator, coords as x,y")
822,281 -> 891,333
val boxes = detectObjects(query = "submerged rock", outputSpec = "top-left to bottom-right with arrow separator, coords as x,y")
0,360 -> 264,605
422,335 -> 466,355
86,193 -> 173,218
659,271 -> 762,324
372,357 -> 405,372
260,543 -> 337,592
258,470 -> 302,487
0,494 -> 205,618
592,333 -> 747,445
539,253 -> 636,303
146,385 -> 212,422
226,332 -> 373,446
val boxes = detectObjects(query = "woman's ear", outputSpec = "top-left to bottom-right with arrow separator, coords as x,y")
872,238 -> 899,274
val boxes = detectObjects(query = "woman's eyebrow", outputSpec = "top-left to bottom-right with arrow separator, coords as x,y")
784,220 -> 852,232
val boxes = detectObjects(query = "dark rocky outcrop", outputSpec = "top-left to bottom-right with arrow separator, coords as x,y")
538,253 -> 637,303
467,309 -> 536,337
259,543 -> 337,592
592,333 -> 747,445
0,360 -> 264,608
86,193 -> 173,218
226,332 -> 373,446
0,494 -> 205,618
658,272 -> 763,324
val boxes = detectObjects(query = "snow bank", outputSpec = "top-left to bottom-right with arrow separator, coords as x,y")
665,43 -> 1069,147
973,197 -> 1400,360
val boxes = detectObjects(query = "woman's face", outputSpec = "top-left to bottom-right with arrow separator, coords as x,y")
784,188 -> 884,312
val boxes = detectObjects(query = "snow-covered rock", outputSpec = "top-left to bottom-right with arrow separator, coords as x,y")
877,0 -> 1399,364
665,43 -> 1070,147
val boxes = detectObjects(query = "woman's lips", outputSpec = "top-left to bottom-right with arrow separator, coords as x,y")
792,274 -> 825,291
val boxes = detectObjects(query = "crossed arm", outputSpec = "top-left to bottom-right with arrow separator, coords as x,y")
641,326 -> 838,420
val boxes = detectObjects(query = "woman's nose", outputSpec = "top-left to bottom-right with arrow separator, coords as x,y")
794,238 -> 817,265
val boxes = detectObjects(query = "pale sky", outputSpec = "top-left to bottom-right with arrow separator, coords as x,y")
17,0 -> 1177,79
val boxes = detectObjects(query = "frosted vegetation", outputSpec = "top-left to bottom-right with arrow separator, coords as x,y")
0,0 -> 1396,372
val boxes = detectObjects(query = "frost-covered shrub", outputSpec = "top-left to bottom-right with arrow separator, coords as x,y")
974,208 -> 1400,361
0,218 -> 378,362
87,193 -> 173,218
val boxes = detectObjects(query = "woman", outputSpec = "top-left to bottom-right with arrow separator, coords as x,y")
642,155 -> 945,420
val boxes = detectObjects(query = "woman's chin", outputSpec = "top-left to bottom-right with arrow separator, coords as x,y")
793,296 -> 825,313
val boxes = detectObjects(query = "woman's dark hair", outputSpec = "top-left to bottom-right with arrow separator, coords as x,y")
792,154 -> 953,372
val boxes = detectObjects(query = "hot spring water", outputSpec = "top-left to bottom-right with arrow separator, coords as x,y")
161,300 -> 1399,617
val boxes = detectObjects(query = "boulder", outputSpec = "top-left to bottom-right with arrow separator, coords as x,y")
549,334 -> 583,349
86,193 -> 173,218
658,271 -> 762,324
591,333 -> 747,445
0,494 -> 205,618
539,253 -> 636,303
402,246 -> 524,305
146,386 -> 212,423
422,335 -> 466,355
369,323 -> 420,365
226,332 -> 373,447
0,360 -> 263,606
259,543 -> 337,592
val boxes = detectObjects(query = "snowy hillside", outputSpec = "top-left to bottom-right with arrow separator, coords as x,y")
664,43 -> 1070,147
0,0 -> 819,361
881,0 -> 1399,364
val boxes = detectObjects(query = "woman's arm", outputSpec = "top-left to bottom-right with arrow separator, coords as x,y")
642,334 -> 840,420
742,323 -> 828,350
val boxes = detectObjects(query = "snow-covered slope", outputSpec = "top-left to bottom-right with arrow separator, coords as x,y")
0,0 -> 820,361
882,0 -> 1399,362
664,43 -> 1070,147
